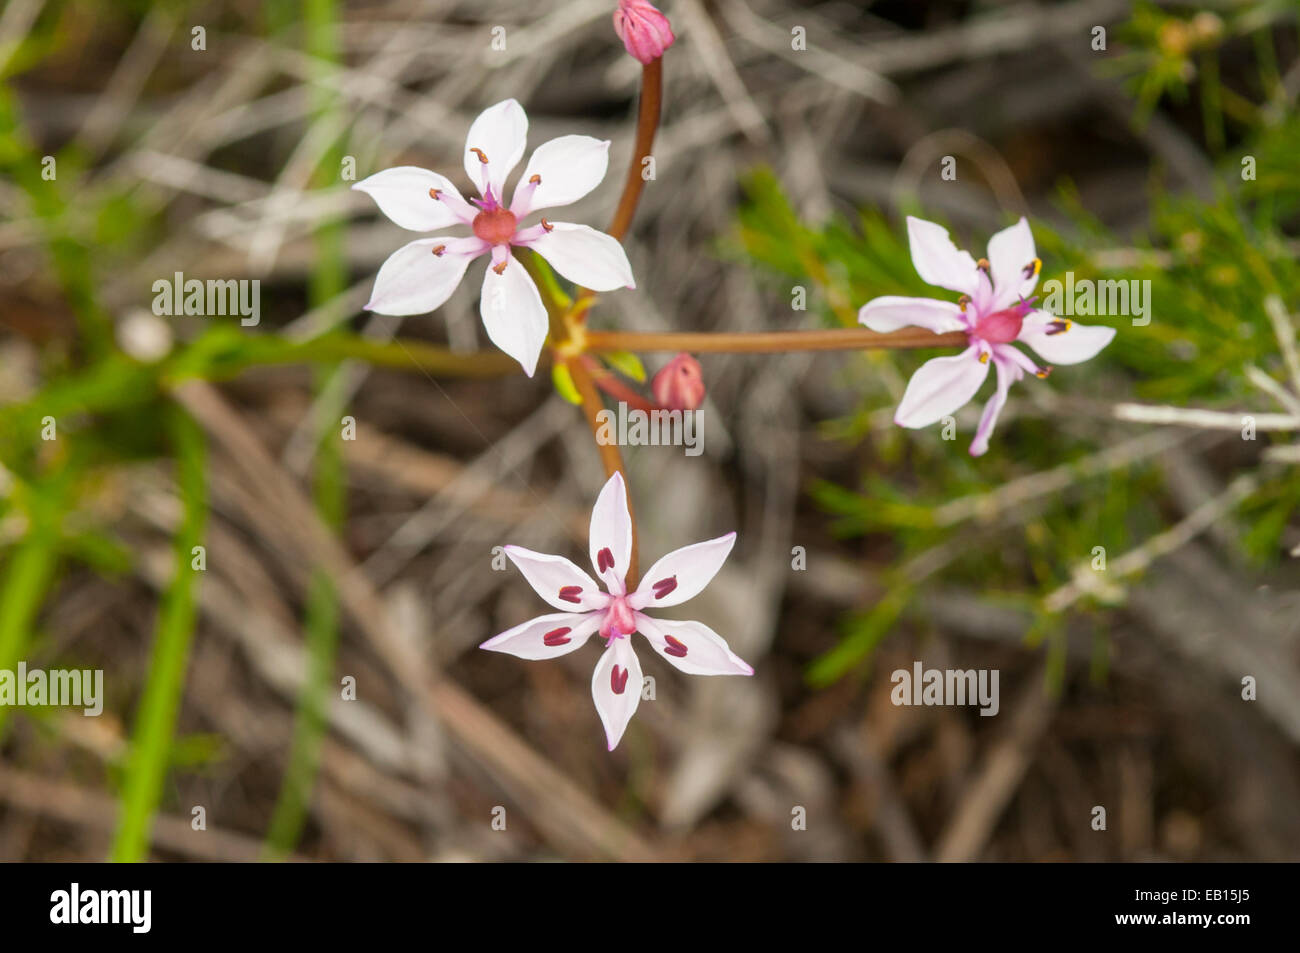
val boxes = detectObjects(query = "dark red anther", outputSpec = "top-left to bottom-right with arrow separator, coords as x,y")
558,586 -> 583,604
610,665 -> 629,695
663,635 -> 688,658
651,576 -> 677,600
543,627 -> 572,646
597,547 -> 615,574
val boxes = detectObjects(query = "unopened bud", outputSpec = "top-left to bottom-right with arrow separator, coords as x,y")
651,353 -> 704,410
613,0 -> 675,65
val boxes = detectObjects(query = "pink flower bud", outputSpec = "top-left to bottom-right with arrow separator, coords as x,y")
652,353 -> 705,410
613,0 -> 675,64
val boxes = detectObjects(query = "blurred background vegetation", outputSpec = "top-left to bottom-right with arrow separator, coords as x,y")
0,0 -> 1297,861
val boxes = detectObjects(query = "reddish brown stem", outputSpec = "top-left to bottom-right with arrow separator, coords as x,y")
606,58 -> 663,242
583,327 -> 969,354
584,356 -> 656,413
567,356 -> 639,585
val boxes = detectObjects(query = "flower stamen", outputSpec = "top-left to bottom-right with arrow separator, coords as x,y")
470,147 -> 488,164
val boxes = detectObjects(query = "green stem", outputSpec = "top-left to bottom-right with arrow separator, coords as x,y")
110,409 -> 208,862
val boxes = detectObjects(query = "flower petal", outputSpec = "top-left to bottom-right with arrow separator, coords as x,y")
479,253 -> 548,376
480,611 -> 601,660
907,216 -> 979,295
353,166 -> 475,231
503,545 -> 608,611
522,222 -> 635,292
1018,311 -> 1116,365
635,613 -> 753,677
591,637 -> 642,750
986,216 -> 1038,310
894,347 -> 990,429
629,532 -> 735,610
511,136 -> 610,217
589,472 -> 633,595
968,354 -> 1020,457
859,295 -> 967,334
364,237 -> 484,316
463,99 -> 528,199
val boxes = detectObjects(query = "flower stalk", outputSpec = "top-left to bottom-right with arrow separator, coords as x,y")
582,326 -> 969,354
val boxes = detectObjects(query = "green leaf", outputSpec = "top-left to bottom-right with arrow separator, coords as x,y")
552,363 -> 583,405
604,350 -> 646,382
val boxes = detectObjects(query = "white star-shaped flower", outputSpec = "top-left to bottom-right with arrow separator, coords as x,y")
354,99 -> 636,376
481,472 -> 753,750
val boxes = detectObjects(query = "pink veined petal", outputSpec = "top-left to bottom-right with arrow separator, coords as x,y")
478,252 -> 548,376
589,472 -> 633,596
634,613 -> 753,677
520,222 -> 635,292
479,611 -> 602,660
510,136 -> 611,218
986,216 -> 1039,311
503,545 -> 609,612
858,295 -> 967,334
352,166 -> 475,231
463,99 -> 528,199
364,237 -> 485,316
893,346 -> 990,429
1018,311 -> 1116,365
628,532 -> 736,610
591,637 -> 642,751
968,353 -> 1021,457
907,216 -> 979,296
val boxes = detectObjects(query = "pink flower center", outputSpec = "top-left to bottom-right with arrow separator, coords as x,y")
600,595 -> 636,642
972,307 -> 1024,344
472,206 -> 517,246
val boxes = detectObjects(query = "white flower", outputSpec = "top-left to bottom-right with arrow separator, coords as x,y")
481,472 -> 753,750
354,99 -> 636,376
859,216 -> 1116,455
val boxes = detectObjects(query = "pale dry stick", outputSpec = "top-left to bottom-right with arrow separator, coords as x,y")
130,521 -> 418,777
1044,473 -> 1260,613
893,129 -> 1029,218
481,0 -> 610,67
281,407 -> 588,541
1264,296 -> 1300,397
126,150 -> 270,205
719,0 -> 898,104
78,7 -> 179,159
1114,403 -> 1300,431
171,381 -> 655,861
1245,365 -> 1300,419
933,661 -> 1056,863
932,428 -> 1194,528
360,397 -> 575,586
0,765 -> 306,862
676,0 -> 771,145
0,0 -> 44,74
856,0 -> 1130,77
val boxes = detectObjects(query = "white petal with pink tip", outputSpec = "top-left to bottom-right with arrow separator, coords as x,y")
635,613 -> 753,677
480,611 -> 602,660
630,532 -> 736,610
589,471 -> 633,595
591,637 -> 642,750
502,545 -> 608,612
